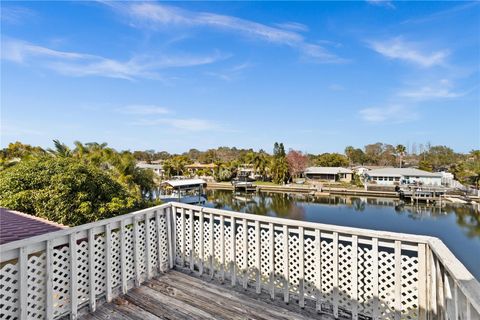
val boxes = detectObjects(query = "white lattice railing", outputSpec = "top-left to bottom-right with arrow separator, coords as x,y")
0,204 -> 172,320
1,202 -> 479,320
170,202 -> 480,320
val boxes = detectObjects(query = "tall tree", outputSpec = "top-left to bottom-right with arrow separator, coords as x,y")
395,144 -> 406,168
286,150 -> 308,180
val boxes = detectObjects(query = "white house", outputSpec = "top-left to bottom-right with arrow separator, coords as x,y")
366,168 -> 442,186
304,167 -> 353,182
136,162 -> 164,177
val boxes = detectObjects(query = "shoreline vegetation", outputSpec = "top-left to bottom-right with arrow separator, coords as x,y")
1,140 -> 479,226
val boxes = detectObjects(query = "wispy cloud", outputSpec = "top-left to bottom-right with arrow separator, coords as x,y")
359,105 -> 418,123
274,22 -> 309,32
104,2 -> 345,64
206,62 -> 252,81
131,117 -> 220,132
0,6 -> 36,24
366,0 -> 396,9
117,105 -> 170,115
398,79 -> 464,100
402,2 -> 479,24
369,37 -> 448,67
1,38 -> 226,80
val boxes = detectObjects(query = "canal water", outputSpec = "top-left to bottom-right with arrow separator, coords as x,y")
204,189 -> 480,280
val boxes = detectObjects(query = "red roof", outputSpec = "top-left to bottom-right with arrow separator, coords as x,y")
0,208 -> 67,245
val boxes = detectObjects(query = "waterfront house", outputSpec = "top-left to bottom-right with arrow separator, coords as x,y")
136,162 -> 165,178
367,168 -> 442,186
304,166 -> 353,182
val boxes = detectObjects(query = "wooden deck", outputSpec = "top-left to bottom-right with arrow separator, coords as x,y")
80,270 -> 334,320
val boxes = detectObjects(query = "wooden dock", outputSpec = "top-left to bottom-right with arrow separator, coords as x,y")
80,270 -> 332,320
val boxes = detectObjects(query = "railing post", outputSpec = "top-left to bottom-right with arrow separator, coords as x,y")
145,213 -> 152,279
298,227 -> 305,308
283,225 -> 289,303
242,219 -> 248,289
435,257 -> 445,320
155,210 -> 165,272
394,240 -> 402,320
105,224 -> 112,302
199,209 -> 205,275
19,246 -> 27,320
165,206 -> 174,269
133,217 -> 141,286
372,237 -> 379,320
87,229 -> 97,312
46,240 -> 55,318
230,216 -> 236,286
210,214 -> 216,279
315,229 -> 322,312
189,209 -> 194,273
351,235 -> 358,320
418,243 -> 427,320
181,208 -> 186,267
120,220 -> 127,293
333,232 -> 339,318
269,223 -> 275,300
427,246 -> 437,319
220,215 -> 226,283
70,232 -> 78,320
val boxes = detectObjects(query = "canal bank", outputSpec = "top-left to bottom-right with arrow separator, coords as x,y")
207,182 -> 480,203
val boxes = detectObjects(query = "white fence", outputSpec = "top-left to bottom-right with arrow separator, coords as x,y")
1,202 -> 479,320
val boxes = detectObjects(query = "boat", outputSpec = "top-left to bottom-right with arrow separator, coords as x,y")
158,178 -> 207,204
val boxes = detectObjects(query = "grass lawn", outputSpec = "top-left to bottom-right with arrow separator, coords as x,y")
254,181 -> 281,186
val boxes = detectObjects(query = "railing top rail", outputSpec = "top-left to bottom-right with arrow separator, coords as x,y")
172,202 -> 435,244
0,203 -> 170,253
428,237 -> 480,312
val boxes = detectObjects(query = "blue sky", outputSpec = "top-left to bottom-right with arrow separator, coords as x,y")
1,1 -> 479,154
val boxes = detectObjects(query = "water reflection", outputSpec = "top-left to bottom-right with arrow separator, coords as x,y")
204,189 -> 480,279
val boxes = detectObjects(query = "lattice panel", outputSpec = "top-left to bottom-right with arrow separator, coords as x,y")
338,241 -> 353,311
213,222 -> 222,272
76,240 -> 90,305
203,219 -> 212,260
193,219 -> 201,266
260,228 -> 272,286
93,234 -> 106,296
378,249 -> 396,319
401,254 -> 419,320
358,245 -> 374,317
137,221 -> 147,278
184,216 -> 192,260
175,213 -> 182,263
124,226 -> 135,281
304,236 -> 317,299
0,261 -> 20,320
224,224 -> 233,266
288,233 -> 300,295
247,226 -> 257,281
320,239 -> 334,307
235,224 -> 246,284
27,252 -> 46,319
148,218 -> 159,272
156,214 -> 169,270
110,229 -> 122,287
273,231 -> 285,290
52,245 -> 70,317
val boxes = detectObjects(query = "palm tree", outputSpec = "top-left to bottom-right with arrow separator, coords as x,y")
48,140 -> 72,157
395,144 -> 406,168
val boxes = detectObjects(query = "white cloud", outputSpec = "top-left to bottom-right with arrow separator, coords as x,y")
106,2 -> 345,63
359,105 -> 418,123
131,118 -> 219,131
118,105 -> 170,115
0,6 -> 36,24
328,84 -> 345,91
366,0 -> 395,9
274,22 -> 309,32
369,37 -> 448,67
399,83 -> 463,100
1,38 -> 225,80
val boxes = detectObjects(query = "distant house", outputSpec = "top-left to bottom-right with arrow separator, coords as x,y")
304,167 -> 353,182
185,163 -> 217,176
366,168 -> 442,186
0,208 -> 67,245
351,165 -> 390,176
136,162 -> 164,177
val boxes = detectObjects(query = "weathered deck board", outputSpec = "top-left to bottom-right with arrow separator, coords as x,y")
79,270 -> 334,320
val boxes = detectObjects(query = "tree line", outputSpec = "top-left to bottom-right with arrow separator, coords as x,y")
1,140 -> 478,226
